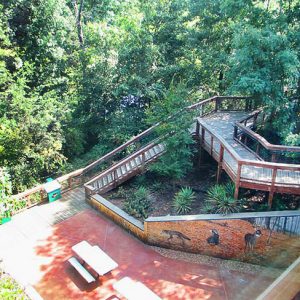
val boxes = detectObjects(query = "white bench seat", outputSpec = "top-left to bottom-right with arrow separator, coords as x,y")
113,277 -> 161,300
68,257 -> 95,283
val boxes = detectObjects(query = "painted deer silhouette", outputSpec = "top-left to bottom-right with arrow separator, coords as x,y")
244,229 -> 262,252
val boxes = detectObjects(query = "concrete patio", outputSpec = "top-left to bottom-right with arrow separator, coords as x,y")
0,188 -> 281,299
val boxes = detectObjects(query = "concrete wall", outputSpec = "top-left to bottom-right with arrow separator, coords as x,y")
90,194 -> 146,241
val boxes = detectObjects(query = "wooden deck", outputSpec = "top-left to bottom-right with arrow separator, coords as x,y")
201,111 -> 259,161
197,111 -> 300,204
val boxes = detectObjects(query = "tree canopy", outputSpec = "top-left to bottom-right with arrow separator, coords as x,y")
0,0 -> 299,192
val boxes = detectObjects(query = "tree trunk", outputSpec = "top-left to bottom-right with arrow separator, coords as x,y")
73,0 -> 84,47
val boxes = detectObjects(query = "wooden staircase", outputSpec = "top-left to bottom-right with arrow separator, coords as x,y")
85,142 -> 165,195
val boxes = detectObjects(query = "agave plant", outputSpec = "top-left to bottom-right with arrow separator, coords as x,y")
206,183 -> 242,215
123,186 -> 152,219
173,187 -> 196,214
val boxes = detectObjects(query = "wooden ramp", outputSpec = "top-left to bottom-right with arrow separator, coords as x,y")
85,143 -> 165,195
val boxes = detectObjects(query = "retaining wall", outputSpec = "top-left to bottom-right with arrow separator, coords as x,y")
90,194 -> 300,268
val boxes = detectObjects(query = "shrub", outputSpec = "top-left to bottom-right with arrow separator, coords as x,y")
173,187 -> 196,214
151,181 -> 164,192
123,186 -> 152,219
205,183 -> 243,215
0,269 -> 29,299
114,186 -> 127,199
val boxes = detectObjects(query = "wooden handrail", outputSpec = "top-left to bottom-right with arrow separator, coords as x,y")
235,110 -> 300,154
82,125 -> 159,174
198,119 -> 300,172
85,141 -> 160,186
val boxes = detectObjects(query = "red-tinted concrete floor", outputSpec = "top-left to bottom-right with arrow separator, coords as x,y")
33,210 -> 274,300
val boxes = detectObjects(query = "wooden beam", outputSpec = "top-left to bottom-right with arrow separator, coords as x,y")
217,145 -> 224,183
268,168 -> 278,209
234,163 -> 242,199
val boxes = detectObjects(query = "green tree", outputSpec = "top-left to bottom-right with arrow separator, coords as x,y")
146,82 -> 195,180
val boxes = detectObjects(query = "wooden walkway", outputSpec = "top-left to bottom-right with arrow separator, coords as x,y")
197,111 -> 300,204
201,112 -> 259,161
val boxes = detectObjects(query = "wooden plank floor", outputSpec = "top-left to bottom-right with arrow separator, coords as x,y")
198,112 -> 300,186
201,111 -> 259,161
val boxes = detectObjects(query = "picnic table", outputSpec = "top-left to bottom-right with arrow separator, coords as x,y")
71,240 -> 118,277
113,277 -> 161,300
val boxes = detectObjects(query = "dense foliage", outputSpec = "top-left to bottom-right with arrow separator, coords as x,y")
0,269 -> 29,299
0,0 -> 299,192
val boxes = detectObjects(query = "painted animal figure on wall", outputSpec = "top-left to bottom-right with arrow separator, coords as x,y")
207,229 -> 219,245
244,230 -> 262,252
161,230 -> 191,245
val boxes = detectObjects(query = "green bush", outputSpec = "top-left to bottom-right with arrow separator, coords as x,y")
123,186 -> 152,219
113,186 -> 127,199
173,187 -> 196,214
205,183 -> 242,215
0,270 -> 29,299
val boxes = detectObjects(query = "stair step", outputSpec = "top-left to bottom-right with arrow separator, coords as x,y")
108,173 -> 113,183
149,148 -> 155,157
130,160 -> 136,169
126,162 -> 131,172
103,176 -> 108,186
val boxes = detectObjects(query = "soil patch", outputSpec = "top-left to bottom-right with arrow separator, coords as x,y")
104,160 -> 219,220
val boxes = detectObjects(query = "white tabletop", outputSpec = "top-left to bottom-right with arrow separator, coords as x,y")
72,241 -> 118,276
113,277 -> 161,300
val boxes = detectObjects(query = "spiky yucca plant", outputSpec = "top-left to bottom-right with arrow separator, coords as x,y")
173,187 -> 196,214
206,183 -> 242,215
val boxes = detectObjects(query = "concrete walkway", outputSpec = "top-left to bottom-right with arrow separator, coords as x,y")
0,189 -> 278,300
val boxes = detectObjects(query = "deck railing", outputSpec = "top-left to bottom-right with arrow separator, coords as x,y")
197,118 -> 300,207
12,96 -> 250,213
85,96 -> 251,197
234,112 -> 300,163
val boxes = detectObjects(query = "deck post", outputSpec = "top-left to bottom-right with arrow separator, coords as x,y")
195,120 -> 200,137
215,97 -> 219,112
268,168 -> 277,209
234,163 -> 242,199
256,143 -> 260,155
196,121 -> 201,166
233,125 -> 238,139
40,190 -> 44,202
68,177 -> 72,190
113,169 -> 118,188
199,127 -> 205,164
217,145 -> 224,183
141,153 -> 146,171
271,153 -> 277,162
268,192 -> 274,209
